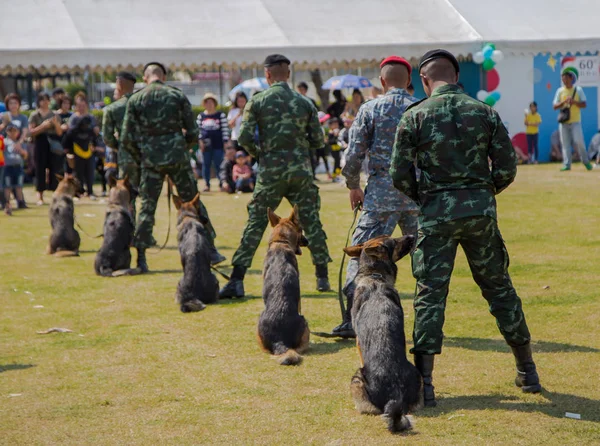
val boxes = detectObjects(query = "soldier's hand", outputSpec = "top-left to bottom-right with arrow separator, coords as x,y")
349,188 -> 364,211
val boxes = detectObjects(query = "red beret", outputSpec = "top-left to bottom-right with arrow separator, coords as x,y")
380,56 -> 412,74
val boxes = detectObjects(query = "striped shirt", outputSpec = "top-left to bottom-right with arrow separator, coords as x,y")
197,111 -> 229,150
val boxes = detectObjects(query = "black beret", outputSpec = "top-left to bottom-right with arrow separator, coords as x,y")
419,49 -> 460,74
264,54 -> 291,67
116,71 -> 136,83
143,61 -> 167,75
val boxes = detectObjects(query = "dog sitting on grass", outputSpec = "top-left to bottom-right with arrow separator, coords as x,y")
173,193 -> 219,312
344,235 -> 422,433
257,205 -> 310,366
47,175 -> 81,257
94,175 -> 138,277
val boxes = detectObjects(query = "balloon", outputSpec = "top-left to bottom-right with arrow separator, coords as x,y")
473,52 -> 485,64
491,50 -> 504,63
484,96 -> 497,107
476,90 -> 488,102
482,45 -> 494,59
482,59 -> 496,71
489,91 -> 501,102
486,68 -> 500,91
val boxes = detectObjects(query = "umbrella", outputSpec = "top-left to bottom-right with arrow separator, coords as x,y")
229,77 -> 269,100
322,74 -> 373,90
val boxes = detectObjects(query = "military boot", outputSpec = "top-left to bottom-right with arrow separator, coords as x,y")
210,246 -> 226,265
219,265 -> 246,299
331,288 -> 355,338
316,264 -> 331,292
136,248 -> 149,274
415,354 -> 437,407
511,343 -> 542,393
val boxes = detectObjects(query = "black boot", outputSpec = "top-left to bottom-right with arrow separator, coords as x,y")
315,264 -> 331,292
210,246 -> 226,265
511,343 -> 542,393
415,354 -> 437,407
331,288 -> 355,338
219,265 -> 246,299
136,248 -> 149,273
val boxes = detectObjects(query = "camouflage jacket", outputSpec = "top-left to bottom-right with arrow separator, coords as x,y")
121,81 -> 198,167
102,93 -> 134,165
343,88 -> 419,213
390,84 -> 517,228
237,82 -> 322,181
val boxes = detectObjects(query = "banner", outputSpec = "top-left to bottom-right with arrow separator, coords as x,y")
560,56 -> 600,87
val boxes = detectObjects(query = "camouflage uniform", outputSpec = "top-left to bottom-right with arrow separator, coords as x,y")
342,88 -> 419,318
120,80 -> 215,250
102,93 -> 140,217
231,81 -> 331,268
390,84 -> 532,355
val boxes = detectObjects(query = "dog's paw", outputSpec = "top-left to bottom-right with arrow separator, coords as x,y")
180,300 -> 206,313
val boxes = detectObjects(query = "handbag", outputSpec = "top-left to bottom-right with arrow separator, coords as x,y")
47,135 -> 64,155
557,88 -> 578,124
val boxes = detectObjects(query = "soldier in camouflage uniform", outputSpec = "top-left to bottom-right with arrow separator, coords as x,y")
330,56 -> 419,338
121,62 -> 224,272
390,49 -> 542,407
219,54 -> 332,298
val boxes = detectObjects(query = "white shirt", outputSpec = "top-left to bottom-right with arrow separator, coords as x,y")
227,108 -> 243,141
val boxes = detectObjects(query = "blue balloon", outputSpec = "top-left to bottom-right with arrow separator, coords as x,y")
489,91 -> 501,102
482,45 -> 494,59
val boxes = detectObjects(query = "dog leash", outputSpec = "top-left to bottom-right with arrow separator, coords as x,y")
210,265 -> 231,281
337,203 -> 362,320
74,217 -> 104,239
149,176 -> 172,254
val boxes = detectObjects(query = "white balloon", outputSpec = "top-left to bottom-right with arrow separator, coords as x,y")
476,90 -> 488,101
473,52 -> 485,64
491,50 -> 504,63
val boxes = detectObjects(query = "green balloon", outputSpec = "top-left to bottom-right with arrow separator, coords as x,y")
484,96 -> 496,107
482,59 -> 496,71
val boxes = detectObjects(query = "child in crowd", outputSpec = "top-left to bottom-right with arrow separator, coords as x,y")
327,118 -> 342,182
315,112 -> 332,180
1,124 -> 28,215
232,151 -> 254,193
62,115 -> 99,198
524,101 -> 542,164
219,146 -> 236,193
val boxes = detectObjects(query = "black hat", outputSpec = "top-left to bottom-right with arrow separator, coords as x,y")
264,54 -> 291,67
116,71 -> 137,83
418,49 -> 460,74
143,61 -> 167,75
52,87 -> 65,96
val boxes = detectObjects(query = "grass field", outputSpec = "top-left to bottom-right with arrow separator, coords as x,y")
1,164 -> 600,445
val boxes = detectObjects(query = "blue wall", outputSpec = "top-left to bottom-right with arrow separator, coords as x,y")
534,53 -> 599,162
410,61 -> 481,99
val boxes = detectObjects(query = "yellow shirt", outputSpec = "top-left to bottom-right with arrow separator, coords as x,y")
554,86 -> 585,124
525,112 -> 541,135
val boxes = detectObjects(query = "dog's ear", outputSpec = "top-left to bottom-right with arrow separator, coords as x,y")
172,194 -> 183,210
190,193 -> 200,208
267,208 -> 281,227
55,173 -> 64,182
295,234 -> 309,256
108,175 -> 117,189
289,204 -> 300,226
343,244 -> 364,257
363,244 -> 388,260
392,235 -> 415,262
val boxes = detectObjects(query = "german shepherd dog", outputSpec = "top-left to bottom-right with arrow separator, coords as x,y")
94,175 -> 138,277
47,175 -> 81,257
173,193 -> 219,312
257,205 -> 310,366
344,235 -> 422,433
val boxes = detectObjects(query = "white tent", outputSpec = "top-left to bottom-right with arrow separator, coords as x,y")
1,0 -> 599,74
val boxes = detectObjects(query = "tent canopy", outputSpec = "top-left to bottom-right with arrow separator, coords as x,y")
1,0 -> 599,74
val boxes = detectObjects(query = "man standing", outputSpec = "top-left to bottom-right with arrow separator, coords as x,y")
390,49 -> 542,407
553,67 -> 593,171
121,62 -> 224,272
296,82 -> 318,108
50,88 -> 65,111
219,54 -> 332,298
330,56 -> 419,338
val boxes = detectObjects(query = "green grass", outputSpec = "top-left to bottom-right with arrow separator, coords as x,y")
1,164 -> 600,445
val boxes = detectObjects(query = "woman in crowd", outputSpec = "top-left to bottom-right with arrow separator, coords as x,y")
197,93 -> 229,192
227,92 -> 248,151
57,96 -> 73,132
326,90 -> 346,123
342,88 -> 365,121
29,93 -> 63,205
1,94 -> 29,141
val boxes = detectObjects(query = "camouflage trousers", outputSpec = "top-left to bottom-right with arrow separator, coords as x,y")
231,175 -> 332,268
411,216 -> 531,355
134,162 -> 216,250
343,209 -> 418,303
119,162 -> 140,223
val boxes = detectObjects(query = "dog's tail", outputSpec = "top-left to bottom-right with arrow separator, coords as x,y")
111,268 -> 142,277
273,343 -> 303,366
383,398 -> 414,433
54,250 -> 79,257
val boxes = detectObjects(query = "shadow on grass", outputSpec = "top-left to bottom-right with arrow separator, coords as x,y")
420,391 -> 600,422
0,363 -> 35,373
445,337 -> 600,353
216,295 -> 261,305
307,339 -> 354,356
146,269 -> 182,275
